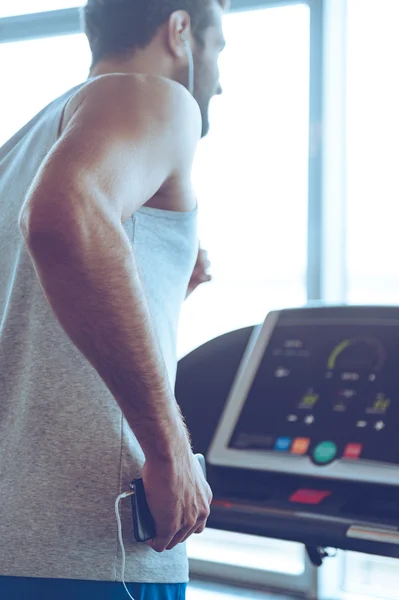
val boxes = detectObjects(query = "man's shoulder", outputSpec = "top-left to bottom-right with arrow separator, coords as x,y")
68,73 -> 201,140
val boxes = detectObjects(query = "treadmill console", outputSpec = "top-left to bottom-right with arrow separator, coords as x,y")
208,307 -> 399,485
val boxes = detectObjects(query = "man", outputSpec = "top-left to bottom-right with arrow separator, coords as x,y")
0,0 -> 227,598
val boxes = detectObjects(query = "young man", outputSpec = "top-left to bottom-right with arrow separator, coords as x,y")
0,1 -> 227,598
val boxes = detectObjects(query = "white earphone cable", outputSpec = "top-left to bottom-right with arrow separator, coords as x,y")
115,492 -> 136,600
184,40 -> 195,95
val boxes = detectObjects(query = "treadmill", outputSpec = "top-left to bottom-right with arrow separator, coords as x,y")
175,306 -> 399,566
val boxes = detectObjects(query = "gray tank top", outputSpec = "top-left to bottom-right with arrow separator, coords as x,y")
0,84 -> 198,583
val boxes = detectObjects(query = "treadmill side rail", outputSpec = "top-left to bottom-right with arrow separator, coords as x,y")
347,525 -> 399,545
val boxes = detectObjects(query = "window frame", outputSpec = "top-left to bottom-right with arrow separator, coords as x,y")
0,0 -> 333,596
0,7 -> 82,41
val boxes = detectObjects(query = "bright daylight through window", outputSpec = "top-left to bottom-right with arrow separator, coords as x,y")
343,1 -> 399,596
179,3 -> 310,357
346,0 -> 399,307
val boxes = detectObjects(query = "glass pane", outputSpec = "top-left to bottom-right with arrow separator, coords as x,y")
178,4 -> 310,357
0,34 -> 90,146
346,0 -> 399,305
343,552 -> 399,599
187,529 -> 304,576
0,1 -> 84,18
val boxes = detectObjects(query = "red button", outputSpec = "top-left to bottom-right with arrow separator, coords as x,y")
290,489 -> 332,505
344,443 -> 363,460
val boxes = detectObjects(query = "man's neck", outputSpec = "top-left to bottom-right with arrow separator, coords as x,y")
89,52 -> 172,81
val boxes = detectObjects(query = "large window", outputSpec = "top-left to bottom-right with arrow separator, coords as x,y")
343,552 -> 399,600
187,529 -> 304,575
0,34 -> 90,146
179,3 -> 310,356
346,0 -> 399,306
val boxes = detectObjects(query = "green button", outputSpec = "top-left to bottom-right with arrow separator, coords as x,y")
313,441 -> 337,464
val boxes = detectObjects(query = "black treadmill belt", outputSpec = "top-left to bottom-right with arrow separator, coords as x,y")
341,490 -> 399,522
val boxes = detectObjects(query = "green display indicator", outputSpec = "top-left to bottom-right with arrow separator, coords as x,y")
327,340 -> 351,370
300,389 -> 319,409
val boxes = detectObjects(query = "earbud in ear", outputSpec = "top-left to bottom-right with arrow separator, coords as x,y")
180,36 -> 191,57
179,35 -> 194,95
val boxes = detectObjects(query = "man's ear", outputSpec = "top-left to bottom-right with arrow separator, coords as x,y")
166,10 -> 192,58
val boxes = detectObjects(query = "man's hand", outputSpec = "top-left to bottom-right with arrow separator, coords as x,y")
186,247 -> 212,298
142,446 -> 213,553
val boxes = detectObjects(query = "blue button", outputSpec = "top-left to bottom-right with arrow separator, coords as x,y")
275,437 -> 292,451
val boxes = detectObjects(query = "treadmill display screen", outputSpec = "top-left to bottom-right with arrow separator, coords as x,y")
228,324 -> 399,466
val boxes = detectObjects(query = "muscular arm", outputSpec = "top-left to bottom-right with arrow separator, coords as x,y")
19,74 -> 201,461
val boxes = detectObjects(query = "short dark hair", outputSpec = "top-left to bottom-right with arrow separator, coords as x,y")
83,0 -> 225,66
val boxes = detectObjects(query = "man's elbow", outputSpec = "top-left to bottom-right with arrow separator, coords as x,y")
19,191 -> 71,264
19,196 -> 35,243
19,194 -> 51,250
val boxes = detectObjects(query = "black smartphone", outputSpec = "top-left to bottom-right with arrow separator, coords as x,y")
130,453 -> 207,543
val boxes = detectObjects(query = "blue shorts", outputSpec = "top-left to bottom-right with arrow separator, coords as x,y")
0,577 -> 187,600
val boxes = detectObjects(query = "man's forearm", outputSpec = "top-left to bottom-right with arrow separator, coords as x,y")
21,204 -> 189,460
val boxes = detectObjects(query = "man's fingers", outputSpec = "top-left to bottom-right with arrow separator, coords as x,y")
148,501 -> 210,552
198,258 -> 211,271
165,511 -> 209,550
191,272 -> 212,284
175,518 -> 208,547
196,249 -> 211,268
165,526 -> 194,551
148,533 -> 175,553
